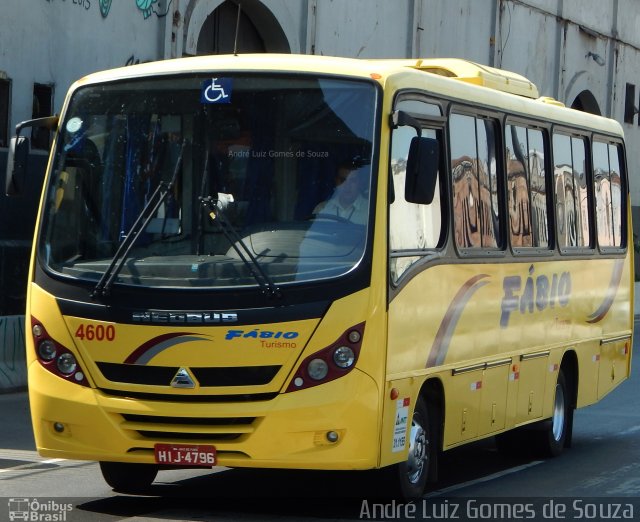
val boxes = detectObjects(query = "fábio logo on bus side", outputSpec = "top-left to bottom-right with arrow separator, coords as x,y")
500,264 -> 571,328
225,329 -> 299,341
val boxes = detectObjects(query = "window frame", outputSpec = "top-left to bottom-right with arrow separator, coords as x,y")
504,118 -> 554,257
592,134 -> 628,253
448,107 -> 505,255
551,128 -> 595,254
388,92 -> 448,286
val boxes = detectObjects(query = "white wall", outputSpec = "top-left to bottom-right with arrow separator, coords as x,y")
0,0 -> 163,130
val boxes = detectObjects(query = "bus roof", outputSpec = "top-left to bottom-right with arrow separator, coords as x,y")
72,53 -> 623,136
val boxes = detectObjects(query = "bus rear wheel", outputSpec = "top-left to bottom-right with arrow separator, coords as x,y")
99,461 -> 158,493
495,369 -> 573,458
531,369 -> 572,457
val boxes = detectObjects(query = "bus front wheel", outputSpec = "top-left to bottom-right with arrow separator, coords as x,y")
392,396 -> 437,499
99,461 -> 158,493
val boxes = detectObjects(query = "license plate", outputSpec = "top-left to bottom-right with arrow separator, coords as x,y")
154,443 -> 216,466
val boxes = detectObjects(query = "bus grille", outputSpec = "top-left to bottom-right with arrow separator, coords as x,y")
96,362 -> 280,387
99,388 -> 279,402
119,413 -> 258,442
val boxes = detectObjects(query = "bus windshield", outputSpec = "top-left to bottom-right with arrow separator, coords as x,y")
38,74 -> 377,289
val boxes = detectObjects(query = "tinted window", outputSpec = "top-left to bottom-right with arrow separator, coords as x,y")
505,124 -> 549,249
553,133 -> 591,248
39,75 -> 377,289
593,140 -> 624,248
450,113 -> 501,249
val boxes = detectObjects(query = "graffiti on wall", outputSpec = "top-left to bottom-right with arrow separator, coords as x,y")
46,0 -> 170,20
46,0 -> 91,9
125,55 -> 152,66
100,0 -> 172,19
98,0 -> 112,17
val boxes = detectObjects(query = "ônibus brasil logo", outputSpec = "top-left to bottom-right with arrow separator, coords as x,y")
7,498 -> 73,521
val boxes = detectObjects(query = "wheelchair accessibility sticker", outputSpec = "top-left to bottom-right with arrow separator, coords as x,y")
201,78 -> 232,104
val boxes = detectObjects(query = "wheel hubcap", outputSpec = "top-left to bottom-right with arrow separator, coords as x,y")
551,383 -> 565,441
406,415 -> 428,484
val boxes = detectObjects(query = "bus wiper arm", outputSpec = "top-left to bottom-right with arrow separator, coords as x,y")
91,140 -> 187,298
200,196 -> 281,300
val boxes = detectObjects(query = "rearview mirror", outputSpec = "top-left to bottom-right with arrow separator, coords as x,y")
5,135 -> 29,196
405,136 -> 439,205
5,115 -> 58,196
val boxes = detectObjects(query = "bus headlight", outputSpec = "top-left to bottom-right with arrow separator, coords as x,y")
307,358 -> 329,380
38,340 -> 58,361
31,318 -> 90,387
333,346 -> 355,368
286,322 -> 365,392
57,353 -> 78,375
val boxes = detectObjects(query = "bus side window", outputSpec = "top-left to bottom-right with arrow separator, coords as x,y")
450,113 -> 501,250
505,124 -> 549,250
552,133 -> 591,249
593,140 -> 625,248
389,101 -> 444,282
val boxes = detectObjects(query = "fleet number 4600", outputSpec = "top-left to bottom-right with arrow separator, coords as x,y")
74,324 -> 116,341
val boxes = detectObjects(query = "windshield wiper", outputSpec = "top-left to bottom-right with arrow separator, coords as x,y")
200,195 -> 282,299
196,152 -> 210,256
91,140 -> 187,298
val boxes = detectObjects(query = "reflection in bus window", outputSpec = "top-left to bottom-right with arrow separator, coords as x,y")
450,113 -> 500,249
572,137 -> 590,246
593,141 -> 624,247
553,134 -> 591,248
505,125 -> 548,249
610,144 -> 623,246
389,102 -> 443,282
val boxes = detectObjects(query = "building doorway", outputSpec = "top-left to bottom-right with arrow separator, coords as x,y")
570,90 -> 601,116
185,0 -> 290,56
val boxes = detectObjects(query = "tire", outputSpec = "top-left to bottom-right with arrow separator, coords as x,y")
531,369 -> 572,457
496,369 -> 573,459
391,396 -> 438,500
99,461 -> 158,493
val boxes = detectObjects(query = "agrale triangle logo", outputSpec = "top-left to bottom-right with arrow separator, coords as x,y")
171,367 -> 196,388
7,498 -> 73,521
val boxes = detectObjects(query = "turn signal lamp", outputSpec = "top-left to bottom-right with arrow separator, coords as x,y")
286,322 -> 365,392
31,318 -> 89,387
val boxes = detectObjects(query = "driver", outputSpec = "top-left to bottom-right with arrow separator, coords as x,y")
313,161 -> 368,225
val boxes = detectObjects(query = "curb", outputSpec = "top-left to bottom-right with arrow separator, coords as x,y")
0,315 -> 26,393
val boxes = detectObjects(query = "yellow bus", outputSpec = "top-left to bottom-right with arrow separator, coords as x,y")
7,54 -> 632,499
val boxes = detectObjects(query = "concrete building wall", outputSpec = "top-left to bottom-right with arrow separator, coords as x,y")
0,1 -> 164,131
312,0 -> 414,58
416,0 -> 496,63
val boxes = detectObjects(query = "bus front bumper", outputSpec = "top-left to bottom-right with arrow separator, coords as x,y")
28,362 -> 381,470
